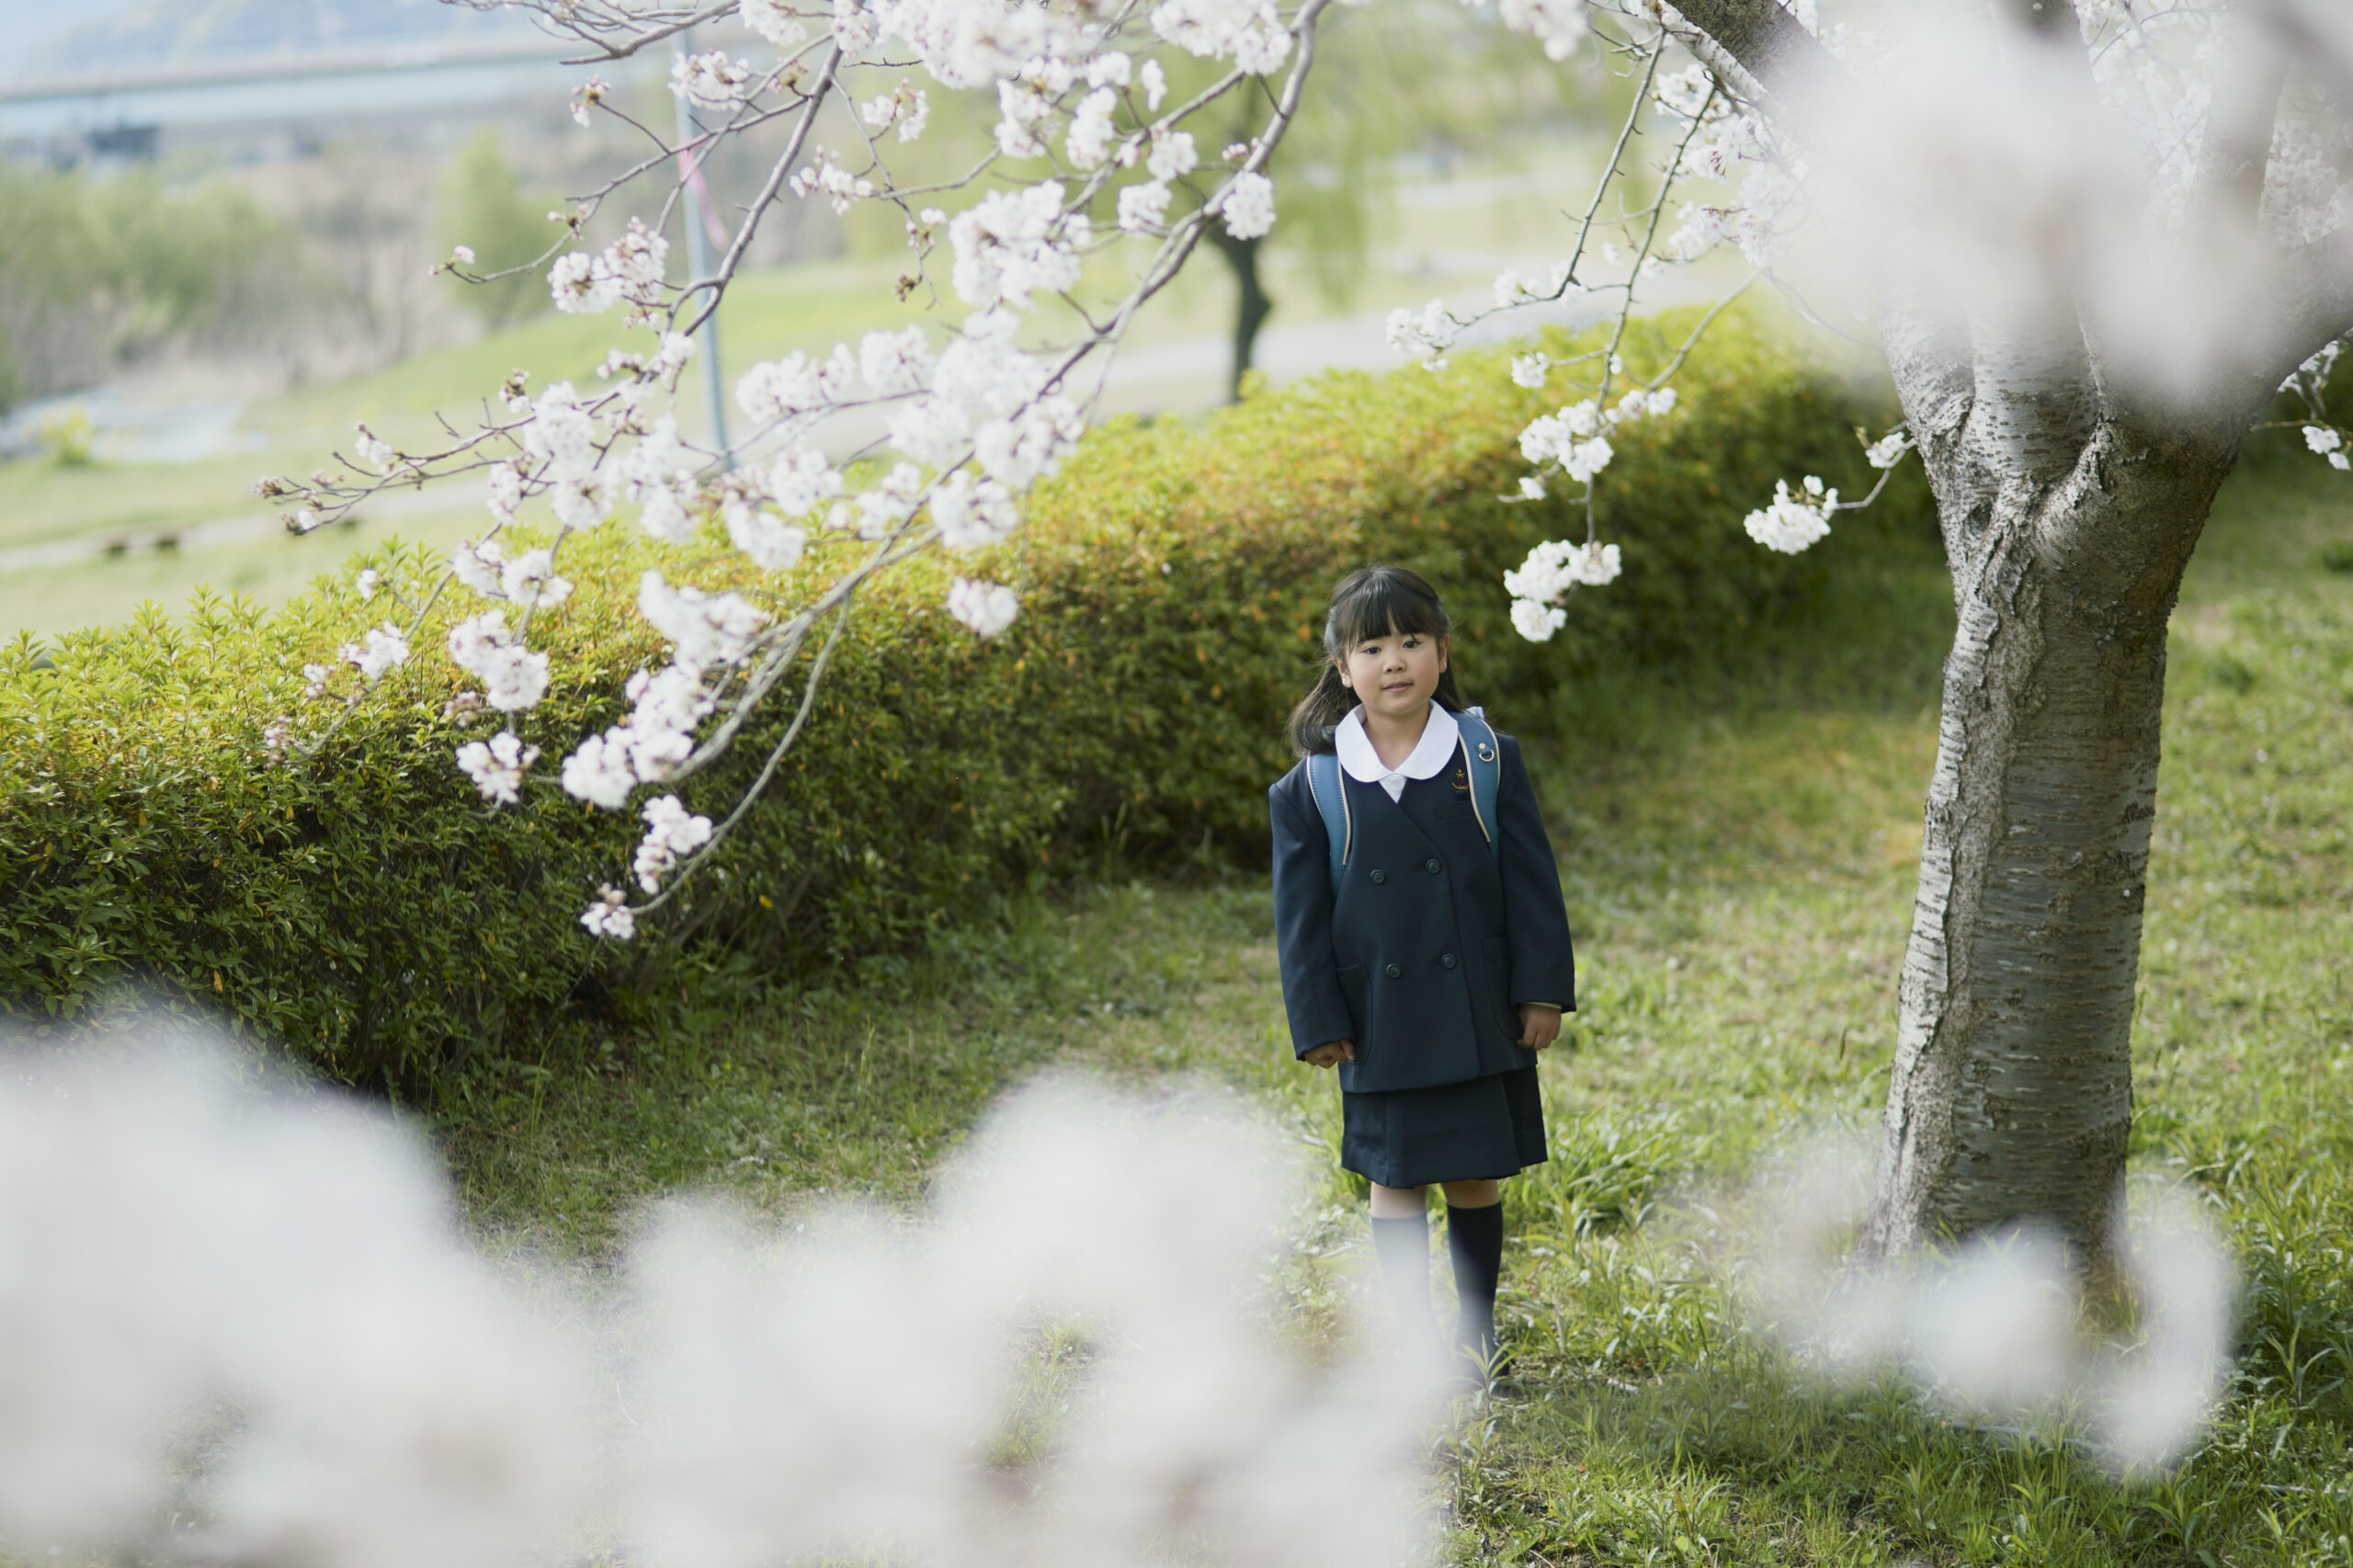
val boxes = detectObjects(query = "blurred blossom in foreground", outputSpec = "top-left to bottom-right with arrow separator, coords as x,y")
0,1040 -> 597,1568
0,1040 -> 1440,1568
1803,6 -> 2353,407
1747,1135 -> 2235,1473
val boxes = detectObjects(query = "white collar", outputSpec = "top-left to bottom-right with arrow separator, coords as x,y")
1336,704 -> 1460,802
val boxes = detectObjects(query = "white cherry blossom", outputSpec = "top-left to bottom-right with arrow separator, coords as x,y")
726,501 -> 811,570
946,576 -> 1019,637
850,463 -> 930,539
501,549 -> 574,610
832,0 -> 877,54
580,885 -> 636,938
524,384 -> 597,482
1067,88 -> 1120,169
1494,261 -> 1575,308
974,395 -> 1083,489
930,470 -> 1019,551
860,83 -> 929,142
1745,476 -> 1838,553
1510,598 -> 1567,642
1118,181 -> 1173,233
341,625 -> 411,683
740,0 -> 807,48
633,795 -> 716,892
1145,129 -> 1198,182
769,448 -> 844,517
949,183 -> 1088,309
1497,0 -> 1586,61
791,147 -> 877,213
546,218 -> 675,315
995,79 -> 1056,159
447,610 -> 552,713
638,572 -> 768,666
549,252 -> 618,315
563,731 -> 639,810
486,460 -> 524,524
1863,426 -> 1915,469
456,732 -> 541,804
671,50 -> 756,110
1220,172 -> 1276,240
859,326 -> 936,397
736,347 -> 856,426
452,539 -> 507,598
1152,0 -> 1290,73
353,426 -> 395,474
1506,539 -> 1623,605
1385,299 -> 1457,369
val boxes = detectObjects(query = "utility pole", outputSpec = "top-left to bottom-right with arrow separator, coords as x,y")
674,27 -> 733,467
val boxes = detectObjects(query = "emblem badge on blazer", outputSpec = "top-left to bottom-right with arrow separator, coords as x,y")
1451,766 -> 1469,791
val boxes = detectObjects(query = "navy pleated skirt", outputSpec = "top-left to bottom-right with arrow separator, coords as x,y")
1339,1064 -> 1549,1188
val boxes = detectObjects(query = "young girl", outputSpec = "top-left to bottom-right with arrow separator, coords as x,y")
1268,563 -> 1575,1380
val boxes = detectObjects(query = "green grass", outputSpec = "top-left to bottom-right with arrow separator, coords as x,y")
418,441 -> 2353,1563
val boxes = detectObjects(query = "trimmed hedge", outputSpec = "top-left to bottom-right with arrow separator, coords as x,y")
0,306 -> 1928,1084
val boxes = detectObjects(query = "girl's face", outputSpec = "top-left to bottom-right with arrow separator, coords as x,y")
1336,625 -> 1448,724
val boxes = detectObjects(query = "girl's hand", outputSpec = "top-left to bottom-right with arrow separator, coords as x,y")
1518,1004 -> 1563,1051
1302,1040 -> 1356,1069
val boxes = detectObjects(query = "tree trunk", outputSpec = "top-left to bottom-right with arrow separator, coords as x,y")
1210,229 -> 1272,403
1859,398 -> 2241,1269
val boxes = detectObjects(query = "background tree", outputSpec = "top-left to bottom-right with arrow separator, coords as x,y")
0,163 -> 291,406
438,130 -> 558,331
1173,2 -> 1565,399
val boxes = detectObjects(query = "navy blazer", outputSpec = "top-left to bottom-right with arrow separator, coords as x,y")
1269,730 -> 1576,1094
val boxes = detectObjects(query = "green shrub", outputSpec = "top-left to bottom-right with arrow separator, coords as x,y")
0,304 -> 1932,1085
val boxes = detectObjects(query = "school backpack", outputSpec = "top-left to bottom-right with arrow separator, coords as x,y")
1303,706 -> 1502,895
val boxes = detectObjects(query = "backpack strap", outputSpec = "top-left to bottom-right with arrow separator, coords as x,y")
1457,706 -> 1502,861
1303,750 -> 1351,894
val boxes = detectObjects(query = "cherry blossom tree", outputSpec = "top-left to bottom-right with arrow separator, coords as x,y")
264,0 -> 2353,1272
1492,0 -> 2353,1273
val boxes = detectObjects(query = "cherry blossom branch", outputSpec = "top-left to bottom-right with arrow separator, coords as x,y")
675,47 -> 845,335
628,594 -> 857,919
261,0 -> 1344,937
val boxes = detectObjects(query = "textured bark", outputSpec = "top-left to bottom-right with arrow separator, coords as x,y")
1858,335 -> 2243,1265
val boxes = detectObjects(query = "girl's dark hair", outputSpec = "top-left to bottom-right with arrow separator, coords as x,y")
1286,563 -> 1468,756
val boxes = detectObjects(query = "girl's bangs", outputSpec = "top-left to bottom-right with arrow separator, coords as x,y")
1330,570 -> 1447,650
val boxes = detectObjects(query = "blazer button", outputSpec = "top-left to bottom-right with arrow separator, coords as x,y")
1440,951 -> 1457,969
1425,858 -> 1441,874
1370,869 -> 1386,884
1385,962 -> 1402,979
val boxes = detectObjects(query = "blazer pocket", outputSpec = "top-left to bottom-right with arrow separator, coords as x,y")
1335,962 -> 1369,1050
1482,937 -> 1518,1042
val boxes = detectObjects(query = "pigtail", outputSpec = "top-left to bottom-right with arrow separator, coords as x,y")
1287,665 -> 1356,756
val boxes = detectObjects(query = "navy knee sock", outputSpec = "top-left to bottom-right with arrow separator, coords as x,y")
1369,1213 -> 1437,1348
1446,1200 -> 1505,1370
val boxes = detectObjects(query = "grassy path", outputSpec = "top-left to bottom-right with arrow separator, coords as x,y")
438,453 -> 2353,1566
